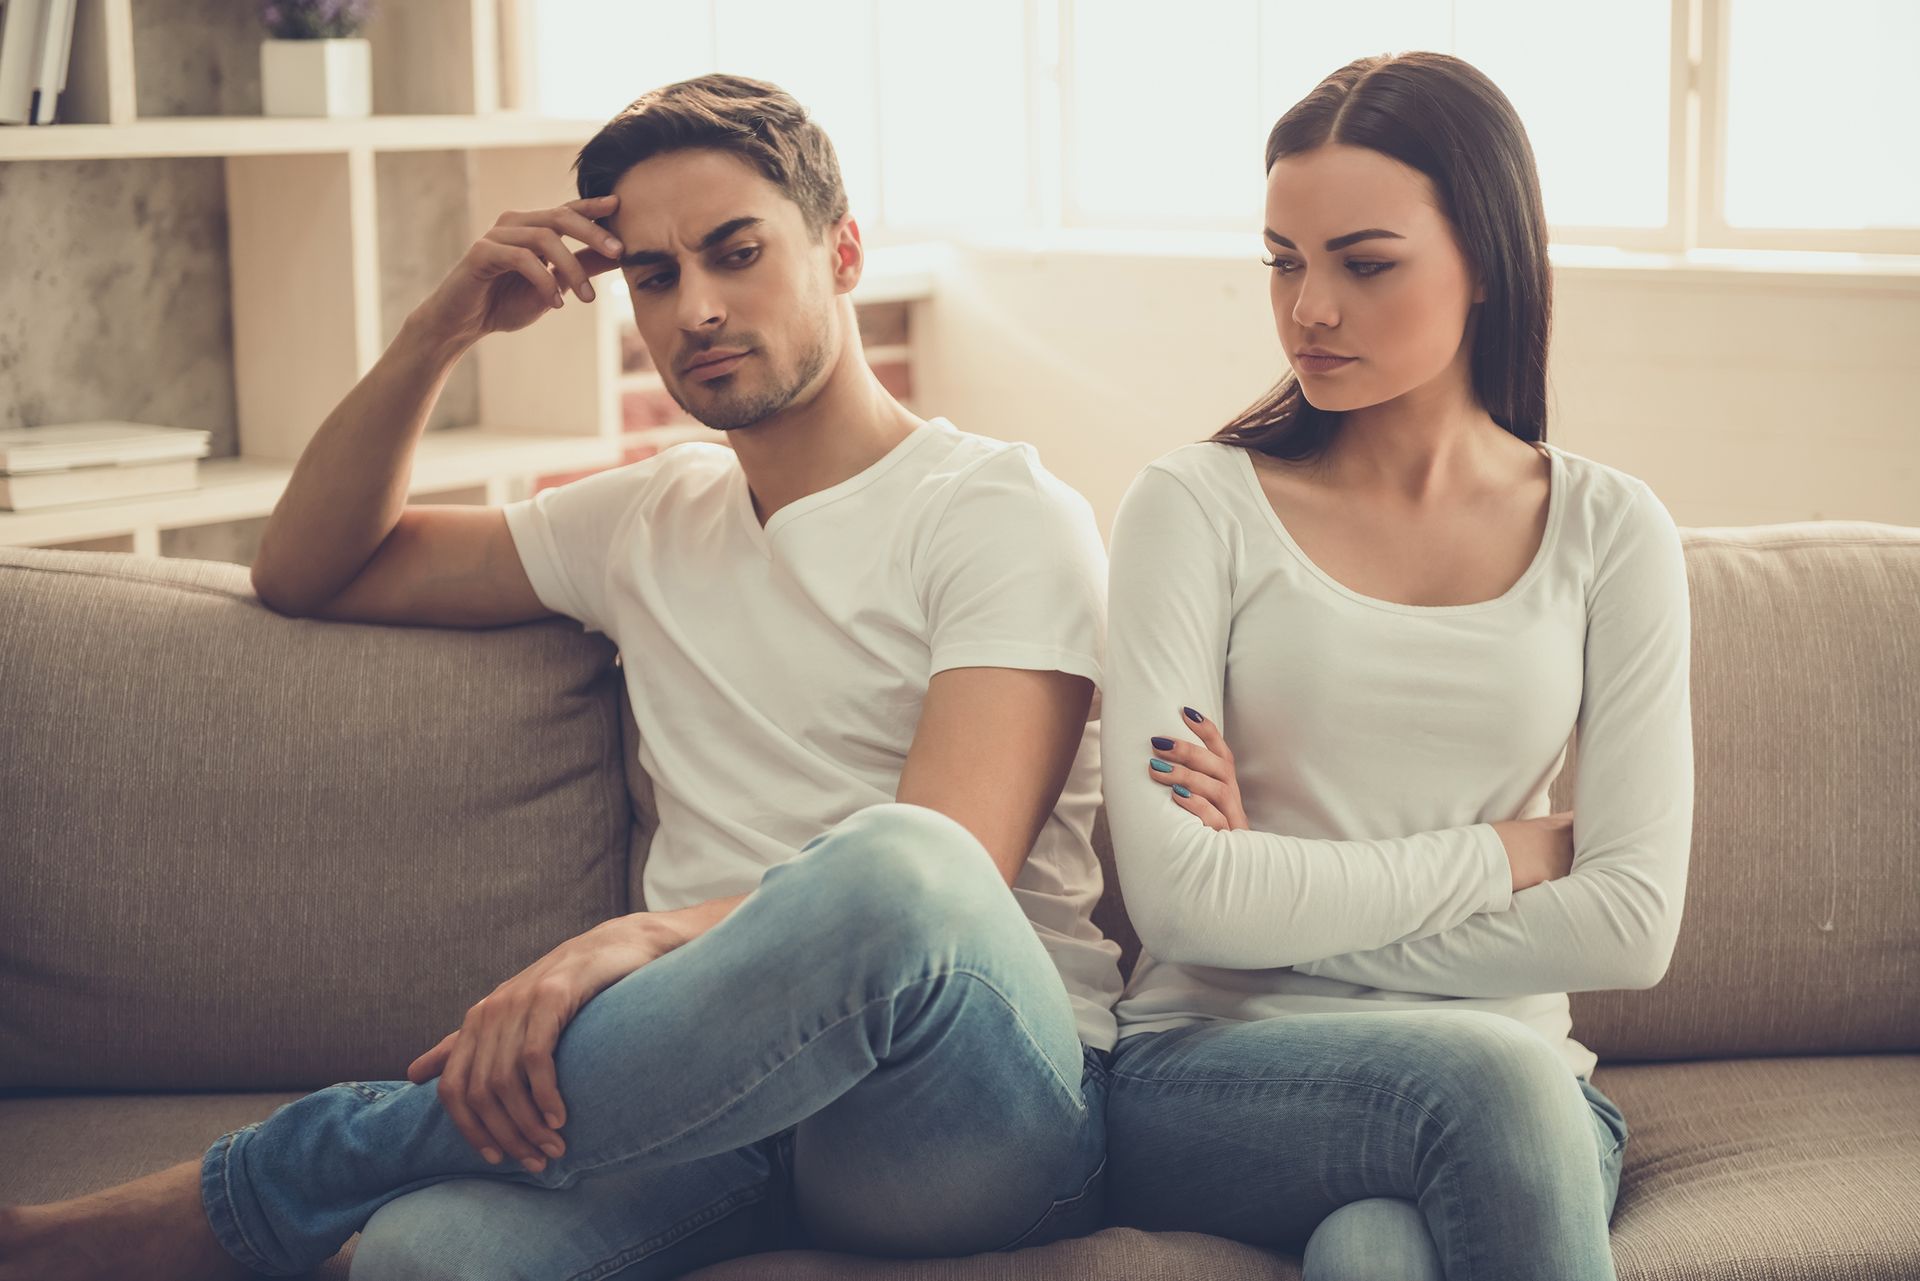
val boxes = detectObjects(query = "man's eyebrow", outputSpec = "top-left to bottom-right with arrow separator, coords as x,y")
619,216 -> 765,268
1263,227 -> 1406,251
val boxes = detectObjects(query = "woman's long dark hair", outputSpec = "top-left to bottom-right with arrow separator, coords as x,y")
1214,52 -> 1551,462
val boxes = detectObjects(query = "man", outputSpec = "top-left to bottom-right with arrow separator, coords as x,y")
0,74 -> 1121,1279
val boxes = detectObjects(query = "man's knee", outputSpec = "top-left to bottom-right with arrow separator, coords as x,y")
803,804 -> 1003,918
759,803 -> 1019,982
1302,1198 -> 1444,1281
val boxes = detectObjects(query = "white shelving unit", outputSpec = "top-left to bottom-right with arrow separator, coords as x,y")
0,0 -> 628,556
1,0 -> 943,559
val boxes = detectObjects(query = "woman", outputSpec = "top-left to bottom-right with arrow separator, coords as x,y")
1100,52 -> 1693,1280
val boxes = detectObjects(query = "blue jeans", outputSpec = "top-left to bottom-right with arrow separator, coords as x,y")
1106,1012 -> 1628,1281
198,803 -> 1109,1278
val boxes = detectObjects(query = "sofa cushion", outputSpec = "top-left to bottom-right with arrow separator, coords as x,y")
1593,1054 -> 1920,1280
1566,522 -> 1920,1061
0,548 -> 634,1091
7,1056 -> 1913,1279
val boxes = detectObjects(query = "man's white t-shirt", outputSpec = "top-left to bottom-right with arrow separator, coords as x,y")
501,417 -> 1124,1050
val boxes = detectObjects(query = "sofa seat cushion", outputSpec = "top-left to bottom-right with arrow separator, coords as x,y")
0,1089 -> 350,1280
1595,1054 -> 1920,1280
4,1055 -> 1912,1280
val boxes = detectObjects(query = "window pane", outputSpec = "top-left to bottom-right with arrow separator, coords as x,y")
529,0 -> 717,121
1259,1 -> 1451,130
1454,0 -> 1671,228
1724,0 -> 1920,229
713,0 -> 882,225
1067,0 -> 1265,224
877,1 -> 1030,228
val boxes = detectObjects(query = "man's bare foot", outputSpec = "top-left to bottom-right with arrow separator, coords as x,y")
0,1158 -> 250,1281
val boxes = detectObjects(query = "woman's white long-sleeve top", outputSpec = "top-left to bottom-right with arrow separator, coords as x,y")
1103,439 -> 1694,1079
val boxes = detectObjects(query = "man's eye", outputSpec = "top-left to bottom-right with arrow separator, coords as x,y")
725,246 -> 760,267
636,272 -> 673,292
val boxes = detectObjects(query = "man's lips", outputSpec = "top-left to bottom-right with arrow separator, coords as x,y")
682,349 -> 749,381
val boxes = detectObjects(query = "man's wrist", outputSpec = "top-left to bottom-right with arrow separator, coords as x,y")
617,892 -> 748,955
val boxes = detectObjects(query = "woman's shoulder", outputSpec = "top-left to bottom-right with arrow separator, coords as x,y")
1127,439 -> 1253,504
1540,442 -> 1684,573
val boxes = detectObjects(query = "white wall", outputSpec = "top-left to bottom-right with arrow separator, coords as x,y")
913,240 -> 1920,535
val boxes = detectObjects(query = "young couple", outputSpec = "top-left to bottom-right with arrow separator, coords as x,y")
0,52 -> 1692,1281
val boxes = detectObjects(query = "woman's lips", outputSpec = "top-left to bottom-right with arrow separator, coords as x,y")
1295,353 -> 1358,374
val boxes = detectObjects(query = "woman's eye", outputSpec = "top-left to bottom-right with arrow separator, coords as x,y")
1348,261 -> 1392,277
1261,257 -> 1300,275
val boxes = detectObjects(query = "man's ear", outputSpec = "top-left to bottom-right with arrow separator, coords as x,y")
829,214 -> 864,296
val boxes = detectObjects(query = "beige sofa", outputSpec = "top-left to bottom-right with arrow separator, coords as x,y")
3,521 -> 1916,1280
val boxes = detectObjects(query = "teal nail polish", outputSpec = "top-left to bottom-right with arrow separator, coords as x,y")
1150,758 -> 1174,773
1173,784 -> 1192,798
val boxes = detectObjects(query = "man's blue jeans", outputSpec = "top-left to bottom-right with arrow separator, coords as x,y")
1107,1012 -> 1628,1281
198,803 -> 1109,1279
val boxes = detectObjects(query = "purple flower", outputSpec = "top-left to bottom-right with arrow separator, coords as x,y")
259,0 -> 375,39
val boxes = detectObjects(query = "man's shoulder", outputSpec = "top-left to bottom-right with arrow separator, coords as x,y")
910,420 -> 1094,530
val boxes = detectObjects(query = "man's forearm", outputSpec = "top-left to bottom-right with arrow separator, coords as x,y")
251,311 -> 472,615
620,891 -> 750,955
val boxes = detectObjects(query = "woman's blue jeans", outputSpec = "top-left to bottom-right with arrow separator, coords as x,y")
198,803 -> 1109,1279
1106,1012 -> 1628,1281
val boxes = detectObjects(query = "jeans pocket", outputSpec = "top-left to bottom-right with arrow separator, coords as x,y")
997,1154 -> 1108,1254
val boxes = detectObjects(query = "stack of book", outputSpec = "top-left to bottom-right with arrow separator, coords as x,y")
0,0 -> 77,126
0,422 -> 213,512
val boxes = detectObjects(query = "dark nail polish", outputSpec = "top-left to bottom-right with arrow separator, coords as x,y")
1151,736 -> 1175,751
1150,758 -> 1174,773
1173,784 -> 1192,798
1183,707 -> 1204,723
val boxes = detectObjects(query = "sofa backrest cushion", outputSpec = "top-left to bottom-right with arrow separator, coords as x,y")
1566,521 -> 1919,1060
0,548 -> 634,1091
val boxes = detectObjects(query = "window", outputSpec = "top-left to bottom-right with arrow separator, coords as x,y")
1716,0 -> 1920,247
520,0 -> 1916,256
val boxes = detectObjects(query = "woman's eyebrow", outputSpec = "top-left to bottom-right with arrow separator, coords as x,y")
1264,228 -> 1407,251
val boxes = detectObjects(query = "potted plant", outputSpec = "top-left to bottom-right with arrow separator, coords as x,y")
258,1 -> 376,119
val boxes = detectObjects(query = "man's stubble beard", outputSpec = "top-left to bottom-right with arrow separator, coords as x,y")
670,311 -> 836,433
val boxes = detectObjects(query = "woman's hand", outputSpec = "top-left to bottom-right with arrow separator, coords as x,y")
1491,811 -> 1577,893
1149,706 -> 1250,831
405,916 -> 669,1175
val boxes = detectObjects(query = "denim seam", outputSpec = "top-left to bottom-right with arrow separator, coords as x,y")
213,1130 -> 276,1274
566,965 -> 1083,1181
998,1152 -> 1108,1253
568,1181 -> 772,1281
1110,1069 -> 1484,1281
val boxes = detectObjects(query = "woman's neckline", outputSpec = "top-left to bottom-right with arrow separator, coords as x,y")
1230,439 -> 1565,616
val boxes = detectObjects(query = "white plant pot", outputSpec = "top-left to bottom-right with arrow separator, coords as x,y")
260,38 -> 372,119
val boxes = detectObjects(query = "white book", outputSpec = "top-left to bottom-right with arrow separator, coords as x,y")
0,422 -> 214,474
28,0 -> 74,125
0,458 -> 201,511
0,0 -> 49,125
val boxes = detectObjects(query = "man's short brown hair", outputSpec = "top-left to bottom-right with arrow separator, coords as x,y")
574,74 -> 850,234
